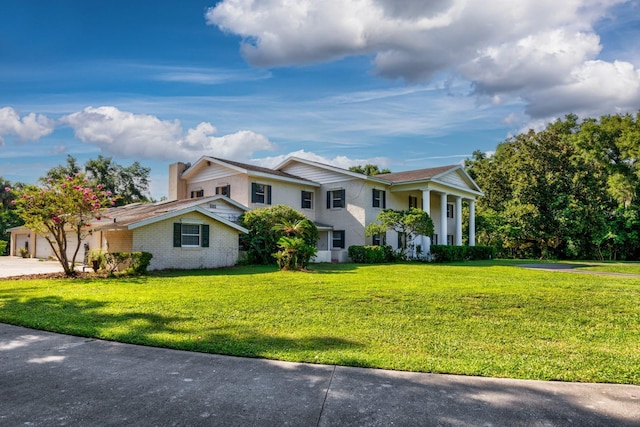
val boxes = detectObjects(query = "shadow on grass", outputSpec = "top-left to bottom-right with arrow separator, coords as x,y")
0,295 -> 189,344
149,262 -> 363,278
0,295 -> 369,366
188,327 -> 368,366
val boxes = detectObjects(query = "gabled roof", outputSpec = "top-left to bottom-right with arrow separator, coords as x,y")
92,197 -> 248,233
183,156 -> 320,187
275,156 -> 389,184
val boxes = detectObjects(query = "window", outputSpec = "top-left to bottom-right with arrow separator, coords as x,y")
447,203 -> 454,219
372,233 -> 386,246
173,223 -> 210,248
327,189 -> 345,209
397,232 -> 406,249
409,196 -> 418,209
190,189 -> 204,198
301,191 -> 313,209
332,230 -> 345,249
215,185 -> 231,198
251,183 -> 272,204
447,235 -> 454,246
432,234 -> 438,245
372,189 -> 386,208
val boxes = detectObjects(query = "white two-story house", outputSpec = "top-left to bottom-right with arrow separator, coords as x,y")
169,156 -> 483,262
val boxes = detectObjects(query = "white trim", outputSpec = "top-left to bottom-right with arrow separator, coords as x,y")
185,156 -> 320,187
127,206 -> 248,233
276,156 -> 389,185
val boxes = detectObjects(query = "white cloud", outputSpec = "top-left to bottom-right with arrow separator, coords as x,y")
61,106 -> 275,161
0,107 -> 55,145
206,0 -> 640,119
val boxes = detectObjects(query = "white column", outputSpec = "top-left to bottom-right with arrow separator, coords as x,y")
455,196 -> 462,246
422,189 -> 431,254
440,193 -> 448,245
469,199 -> 476,246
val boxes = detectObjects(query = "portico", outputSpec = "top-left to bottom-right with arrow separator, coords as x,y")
377,165 -> 483,258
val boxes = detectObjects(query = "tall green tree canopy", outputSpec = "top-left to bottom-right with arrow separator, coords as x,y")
466,112 -> 640,260
366,208 -> 434,258
46,155 -> 151,206
0,178 -> 24,253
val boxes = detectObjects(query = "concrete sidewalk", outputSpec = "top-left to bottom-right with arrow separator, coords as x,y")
1,323 -> 638,426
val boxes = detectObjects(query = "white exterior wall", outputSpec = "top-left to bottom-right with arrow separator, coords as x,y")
187,173 -> 249,205
317,179 -> 368,257
131,212 -> 240,270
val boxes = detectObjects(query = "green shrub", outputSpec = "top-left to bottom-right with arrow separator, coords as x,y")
348,245 -> 395,263
429,245 -> 495,262
103,251 -> 153,275
129,252 -> 153,274
0,240 -> 7,256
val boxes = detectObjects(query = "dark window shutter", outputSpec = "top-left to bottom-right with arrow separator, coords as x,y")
267,185 -> 272,205
201,224 -> 210,248
251,183 -> 257,203
372,189 -> 377,207
215,187 -> 220,195
226,185 -> 231,198
339,230 -> 346,248
173,223 -> 182,247
301,191 -> 305,207
382,191 -> 386,209
340,189 -> 346,207
409,195 -> 412,208
326,191 -> 331,209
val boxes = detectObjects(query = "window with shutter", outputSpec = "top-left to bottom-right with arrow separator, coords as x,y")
251,183 -> 271,204
327,189 -> 345,208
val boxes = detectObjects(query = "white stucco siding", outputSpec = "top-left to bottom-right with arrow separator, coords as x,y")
280,162 -> 352,184
132,212 -> 240,270
186,174 -> 249,205
318,179 -> 368,249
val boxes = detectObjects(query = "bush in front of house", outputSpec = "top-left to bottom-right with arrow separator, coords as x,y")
348,245 -> 396,263
0,240 -> 7,256
103,251 -> 153,275
429,245 -> 495,262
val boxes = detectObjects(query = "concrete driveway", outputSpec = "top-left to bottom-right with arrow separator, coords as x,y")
0,256 -> 65,278
1,323 -> 638,426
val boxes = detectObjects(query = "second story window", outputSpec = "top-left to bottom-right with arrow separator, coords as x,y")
301,191 -> 313,209
251,183 -> 272,205
190,189 -> 204,198
327,189 -> 345,209
447,203 -> 454,219
215,185 -> 231,198
372,189 -> 386,208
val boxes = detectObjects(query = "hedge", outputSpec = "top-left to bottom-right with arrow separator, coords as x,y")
348,245 -> 396,263
0,240 -> 7,256
429,245 -> 495,262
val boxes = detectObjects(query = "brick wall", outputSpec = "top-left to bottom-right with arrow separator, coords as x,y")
132,212 -> 240,270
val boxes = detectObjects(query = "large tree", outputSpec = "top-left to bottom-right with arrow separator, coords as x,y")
465,113 -> 636,260
0,178 -> 24,254
46,155 -> 151,205
11,173 -> 115,275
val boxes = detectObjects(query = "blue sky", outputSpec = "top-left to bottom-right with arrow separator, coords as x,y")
1,0 -> 639,199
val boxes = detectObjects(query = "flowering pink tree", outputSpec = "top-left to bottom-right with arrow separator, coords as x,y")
10,174 -> 115,276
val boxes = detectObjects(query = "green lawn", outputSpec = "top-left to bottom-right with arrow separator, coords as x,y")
1,262 -> 638,384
